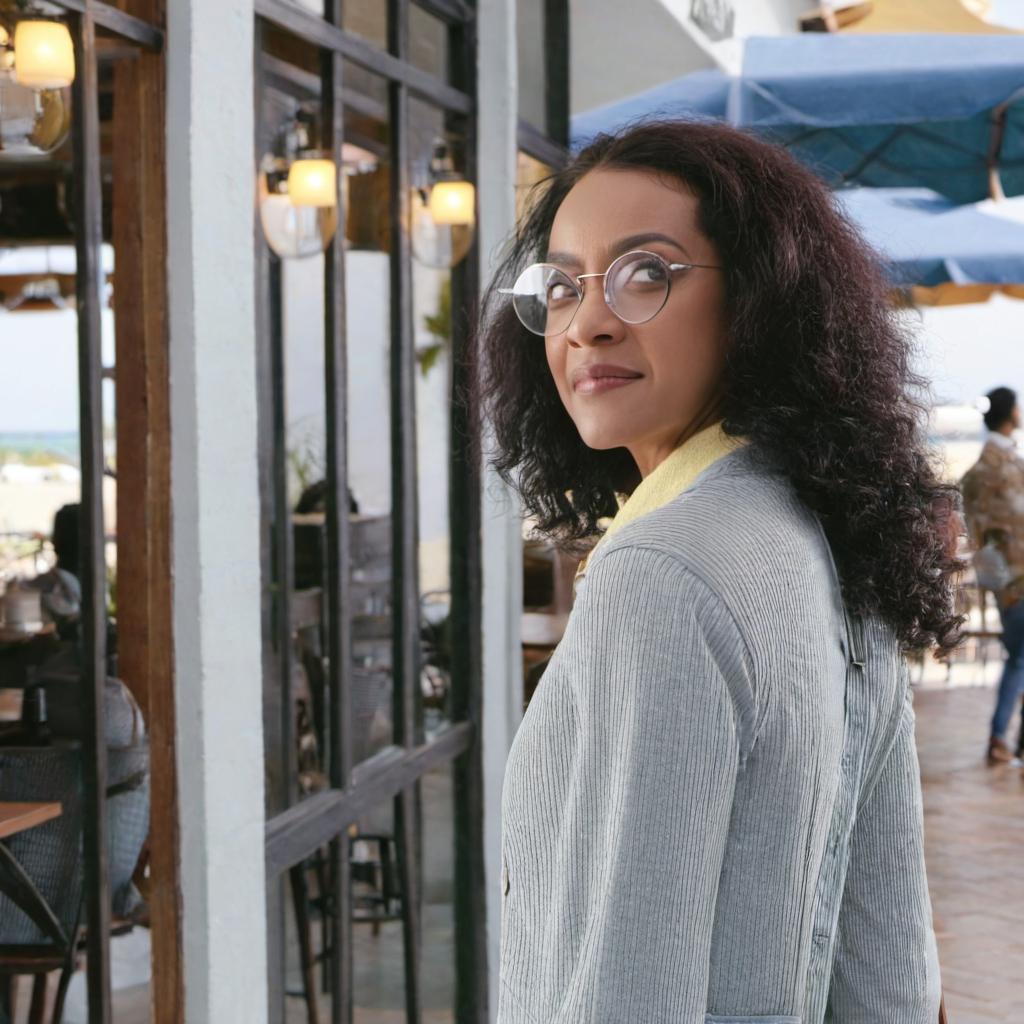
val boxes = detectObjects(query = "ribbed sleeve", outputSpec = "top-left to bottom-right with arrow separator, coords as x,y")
825,688 -> 942,1023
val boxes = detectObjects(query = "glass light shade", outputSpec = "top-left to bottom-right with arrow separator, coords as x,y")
411,189 -> 473,268
0,76 -> 71,156
287,158 -> 337,207
14,21 -> 75,90
428,179 -> 475,226
259,176 -> 338,259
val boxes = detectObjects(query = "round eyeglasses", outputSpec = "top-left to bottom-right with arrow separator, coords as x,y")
502,249 -> 722,337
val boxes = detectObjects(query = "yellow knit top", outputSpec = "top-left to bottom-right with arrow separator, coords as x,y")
573,421 -> 749,594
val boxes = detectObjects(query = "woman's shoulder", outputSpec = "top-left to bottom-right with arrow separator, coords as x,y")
591,446 -> 830,594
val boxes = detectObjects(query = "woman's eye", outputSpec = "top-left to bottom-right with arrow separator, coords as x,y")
625,260 -> 667,285
547,282 -> 576,303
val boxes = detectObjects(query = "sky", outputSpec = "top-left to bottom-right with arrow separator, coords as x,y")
0,308 -> 115,433
915,294 -> 1024,407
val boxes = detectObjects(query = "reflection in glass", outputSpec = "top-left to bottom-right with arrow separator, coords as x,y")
516,0 -> 547,130
343,0 -> 388,51
352,798 -> 406,1022
409,4 -> 449,81
0,78 -> 70,155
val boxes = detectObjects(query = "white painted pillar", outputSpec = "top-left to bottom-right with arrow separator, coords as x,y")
477,1 -> 522,1018
166,2 -> 268,1022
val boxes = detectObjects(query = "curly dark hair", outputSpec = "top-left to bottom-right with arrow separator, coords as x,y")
469,120 -> 963,653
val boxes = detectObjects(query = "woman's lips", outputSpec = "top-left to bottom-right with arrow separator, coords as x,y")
573,375 -> 642,395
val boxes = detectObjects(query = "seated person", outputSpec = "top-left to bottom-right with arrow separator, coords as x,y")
25,503 -> 81,639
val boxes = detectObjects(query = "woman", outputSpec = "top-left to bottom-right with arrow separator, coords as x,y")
473,121 -> 960,1023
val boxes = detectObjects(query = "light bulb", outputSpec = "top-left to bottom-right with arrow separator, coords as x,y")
287,158 -> 337,207
428,179 -> 475,226
14,21 -> 75,90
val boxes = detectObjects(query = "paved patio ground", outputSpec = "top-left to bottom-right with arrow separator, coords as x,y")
916,681 -> 1024,1024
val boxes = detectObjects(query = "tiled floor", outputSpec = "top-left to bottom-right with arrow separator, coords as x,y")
916,682 -> 1024,1024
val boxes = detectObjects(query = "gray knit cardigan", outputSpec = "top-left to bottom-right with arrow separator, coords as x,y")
498,446 -> 941,1024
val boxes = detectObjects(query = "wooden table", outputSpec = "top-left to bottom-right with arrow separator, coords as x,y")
0,801 -> 67,956
0,802 -> 61,841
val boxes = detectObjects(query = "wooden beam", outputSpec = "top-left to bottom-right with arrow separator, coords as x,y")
47,0 -> 164,50
110,0 -> 183,1019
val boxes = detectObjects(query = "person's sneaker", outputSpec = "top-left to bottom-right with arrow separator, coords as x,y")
987,736 -> 1016,765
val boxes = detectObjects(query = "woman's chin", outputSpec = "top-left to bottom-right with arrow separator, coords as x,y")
576,423 -> 636,452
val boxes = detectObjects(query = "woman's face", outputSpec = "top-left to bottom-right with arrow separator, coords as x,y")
544,167 -> 728,477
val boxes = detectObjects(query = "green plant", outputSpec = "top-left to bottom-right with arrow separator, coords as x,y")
286,428 -> 325,501
416,277 -> 452,378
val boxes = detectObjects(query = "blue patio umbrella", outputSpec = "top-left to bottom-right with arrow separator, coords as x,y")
834,186 -> 1024,287
571,34 -> 1024,204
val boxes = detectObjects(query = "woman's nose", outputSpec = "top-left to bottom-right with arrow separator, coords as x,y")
565,277 -> 625,347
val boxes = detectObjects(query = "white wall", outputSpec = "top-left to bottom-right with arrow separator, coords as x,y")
570,0 -> 715,113
478,0 -> 525,1018
166,2 -> 268,1022
643,0 -> 807,73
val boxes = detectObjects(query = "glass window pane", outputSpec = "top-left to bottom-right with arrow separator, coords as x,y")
345,70 -> 395,764
415,250 -> 452,738
344,0 -> 389,51
409,100 -> 472,736
420,761 -> 456,1021
517,0 -> 547,129
352,798 -> 406,1021
409,4 -> 450,82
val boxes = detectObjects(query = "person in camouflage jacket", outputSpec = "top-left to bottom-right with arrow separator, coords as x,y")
960,386 -> 1024,764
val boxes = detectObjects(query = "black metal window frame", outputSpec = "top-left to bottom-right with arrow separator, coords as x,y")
254,2 -> 486,1022
16,4 -> 164,1024
517,0 -> 569,163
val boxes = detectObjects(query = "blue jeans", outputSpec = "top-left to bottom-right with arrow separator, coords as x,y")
991,600 -> 1024,741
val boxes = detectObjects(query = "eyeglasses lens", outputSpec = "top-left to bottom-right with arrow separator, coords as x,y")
510,252 -> 674,336
512,265 -> 580,336
605,252 -> 671,324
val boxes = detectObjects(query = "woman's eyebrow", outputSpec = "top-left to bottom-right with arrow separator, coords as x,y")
613,232 -> 692,259
544,232 -> 692,266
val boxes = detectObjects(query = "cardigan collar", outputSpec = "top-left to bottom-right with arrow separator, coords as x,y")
573,421 -> 748,594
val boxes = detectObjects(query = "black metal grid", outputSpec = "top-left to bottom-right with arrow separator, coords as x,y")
254,1 -> 491,1021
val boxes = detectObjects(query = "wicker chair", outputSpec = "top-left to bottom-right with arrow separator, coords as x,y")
0,676 -> 149,1023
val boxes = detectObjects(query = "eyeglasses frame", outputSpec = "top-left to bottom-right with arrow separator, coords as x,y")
504,248 -> 723,337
